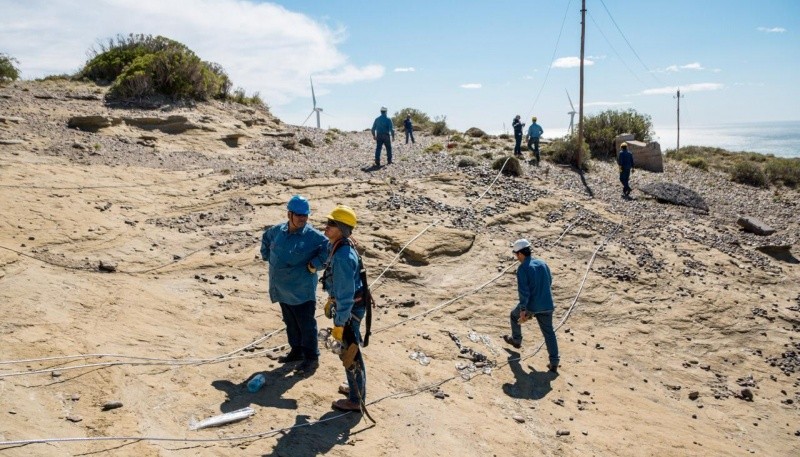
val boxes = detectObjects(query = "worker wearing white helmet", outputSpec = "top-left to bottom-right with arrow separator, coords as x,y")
526,116 -> 544,166
504,238 -> 560,373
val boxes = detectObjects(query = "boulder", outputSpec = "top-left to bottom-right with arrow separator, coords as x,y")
737,216 -> 776,236
465,127 -> 488,138
221,133 -> 249,147
373,226 -> 475,265
640,182 -> 709,212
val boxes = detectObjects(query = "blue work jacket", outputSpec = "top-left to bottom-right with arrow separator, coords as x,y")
618,149 -> 634,171
527,123 -> 543,138
517,256 -> 555,314
372,114 -> 395,137
260,222 -> 327,305
323,240 -> 363,327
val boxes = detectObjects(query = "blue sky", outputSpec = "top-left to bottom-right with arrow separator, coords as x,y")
2,0 -> 798,144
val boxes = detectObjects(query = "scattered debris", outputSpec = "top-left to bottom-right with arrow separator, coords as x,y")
189,407 -> 255,430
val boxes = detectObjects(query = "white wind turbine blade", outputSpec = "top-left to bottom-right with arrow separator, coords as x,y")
310,77 -> 317,109
565,89 -> 576,112
301,110 -> 315,127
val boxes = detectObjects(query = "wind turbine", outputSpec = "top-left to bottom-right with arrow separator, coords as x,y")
566,89 -> 577,135
302,76 -> 323,128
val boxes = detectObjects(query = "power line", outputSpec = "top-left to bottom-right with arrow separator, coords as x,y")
587,10 -> 644,86
598,0 -> 662,85
527,0 -> 574,115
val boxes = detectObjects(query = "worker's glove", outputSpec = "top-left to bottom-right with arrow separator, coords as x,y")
518,310 -> 530,324
324,297 -> 335,319
332,326 -> 344,342
307,262 -> 316,273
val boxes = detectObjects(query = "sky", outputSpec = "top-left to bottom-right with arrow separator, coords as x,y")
2,0 -> 799,144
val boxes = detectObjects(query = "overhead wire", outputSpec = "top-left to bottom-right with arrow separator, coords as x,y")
598,0 -> 662,85
586,10 -> 644,86
526,0 -> 574,116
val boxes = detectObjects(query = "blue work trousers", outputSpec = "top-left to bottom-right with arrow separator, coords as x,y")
527,137 -> 540,163
279,300 -> 319,361
510,307 -> 560,367
375,133 -> 392,165
405,130 -> 415,144
620,169 -> 631,195
345,306 -> 367,403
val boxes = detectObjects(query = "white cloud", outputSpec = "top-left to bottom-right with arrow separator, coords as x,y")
662,62 -> 705,72
394,67 -> 415,72
460,83 -> 482,89
0,0 -> 383,106
552,57 -> 594,68
639,83 -> 724,95
757,27 -> 787,33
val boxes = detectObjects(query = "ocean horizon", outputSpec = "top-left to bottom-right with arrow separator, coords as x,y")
652,120 -> 800,158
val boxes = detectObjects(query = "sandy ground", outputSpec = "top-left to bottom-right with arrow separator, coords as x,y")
1,80 -> 799,456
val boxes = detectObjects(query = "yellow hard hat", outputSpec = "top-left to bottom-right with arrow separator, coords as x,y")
531,116 -> 537,122
621,142 -> 628,148
327,204 -> 357,228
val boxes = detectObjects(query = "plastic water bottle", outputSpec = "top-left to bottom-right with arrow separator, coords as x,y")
247,374 -> 266,393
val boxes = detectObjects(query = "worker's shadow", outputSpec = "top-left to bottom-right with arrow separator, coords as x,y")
264,411 -> 365,457
501,348 -> 558,400
211,364 -> 304,413
360,163 -> 382,173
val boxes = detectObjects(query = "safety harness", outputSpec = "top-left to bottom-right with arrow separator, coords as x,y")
320,237 -> 375,346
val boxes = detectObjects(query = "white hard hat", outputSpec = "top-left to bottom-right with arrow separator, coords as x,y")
512,239 -> 532,253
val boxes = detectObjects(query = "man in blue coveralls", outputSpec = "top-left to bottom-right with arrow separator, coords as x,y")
260,195 -> 328,375
371,106 -> 395,166
617,142 -> 635,198
503,238 -> 560,373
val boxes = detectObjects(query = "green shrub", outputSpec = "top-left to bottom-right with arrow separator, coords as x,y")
81,34 -> 187,84
730,161 -> 767,187
583,109 -> 653,158
481,151 -> 493,159
544,136 -> 589,170
0,53 -> 20,83
391,108 -> 432,131
450,133 -> 465,143
465,127 -> 487,138
457,156 -> 478,168
425,143 -> 444,153
491,156 -> 522,177
430,115 -> 449,136
684,157 -> 708,170
764,158 -> 800,188
498,133 -> 510,140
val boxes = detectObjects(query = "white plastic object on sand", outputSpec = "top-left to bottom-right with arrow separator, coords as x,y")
189,407 -> 256,431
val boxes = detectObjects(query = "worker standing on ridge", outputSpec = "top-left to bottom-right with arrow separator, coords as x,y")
503,239 -> 560,373
260,195 -> 328,376
404,114 -> 415,144
526,116 -> 544,166
512,115 -> 525,157
322,205 -> 368,412
371,107 -> 395,166
617,142 -> 635,198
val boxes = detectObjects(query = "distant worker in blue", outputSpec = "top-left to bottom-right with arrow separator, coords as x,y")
512,114 -> 525,157
503,238 -> 560,373
527,116 -> 544,166
371,106 -> 395,166
617,142 -> 635,198
404,114 -> 415,144
260,195 -> 328,375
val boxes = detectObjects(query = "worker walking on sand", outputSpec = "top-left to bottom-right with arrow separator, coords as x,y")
322,205 -> 370,413
371,107 -> 395,166
526,116 -> 544,166
617,142 -> 635,198
503,239 -> 560,373
260,195 -> 328,375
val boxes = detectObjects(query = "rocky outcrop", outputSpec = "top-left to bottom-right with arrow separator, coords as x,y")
67,115 -> 122,132
123,115 -> 201,134
465,127 -> 487,138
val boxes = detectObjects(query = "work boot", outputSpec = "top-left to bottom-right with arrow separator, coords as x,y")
503,335 -> 521,349
294,359 -> 319,375
277,351 -> 303,364
548,363 -> 559,373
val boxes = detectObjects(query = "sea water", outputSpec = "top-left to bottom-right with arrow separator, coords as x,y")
653,120 -> 800,158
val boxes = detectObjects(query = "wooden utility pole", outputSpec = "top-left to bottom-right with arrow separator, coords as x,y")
674,89 -> 684,153
577,0 -> 586,169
